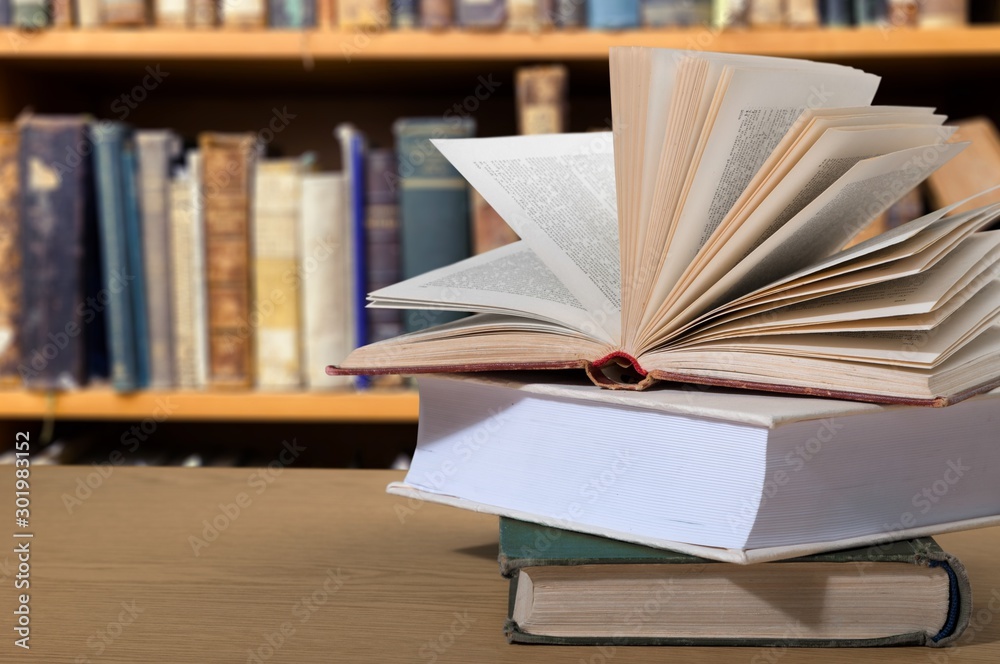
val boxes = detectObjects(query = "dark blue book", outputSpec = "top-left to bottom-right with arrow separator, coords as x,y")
392,0 -> 418,26
854,0 -> 887,24
336,123 -> 371,388
18,117 -> 92,389
92,123 -> 143,393
269,0 -> 317,27
456,0 -> 505,26
820,0 -> 853,24
587,0 -> 639,27
392,117 -> 475,333
121,142 -> 150,389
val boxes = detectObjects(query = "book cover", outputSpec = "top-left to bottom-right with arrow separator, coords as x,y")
19,116 -> 92,389
0,125 -> 19,384
500,518 -> 971,647
99,0 -> 147,24
299,173 -> 354,388
92,122 -> 142,393
393,117 -> 474,333
641,0 -> 712,25
389,373 -> 1000,562
587,0 -> 639,27
269,0 -> 317,27
252,156 -> 310,389
224,0 -> 268,26
456,0 -> 505,27
136,130 -> 182,389
365,148 -> 404,344
200,132 -> 256,389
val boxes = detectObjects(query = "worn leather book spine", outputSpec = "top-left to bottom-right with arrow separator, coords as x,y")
200,132 -> 256,388
0,126 -> 19,384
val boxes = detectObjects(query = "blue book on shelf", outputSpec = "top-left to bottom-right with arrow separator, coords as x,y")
269,0 -> 317,27
393,0 -> 418,26
91,123 -> 141,392
588,0 -> 639,27
392,117 -> 474,333
854,0 -> 886,24
336,123 -> 371,388
122,142 -> 151,389
819,0 -> 852,25
0,0 -> 11,25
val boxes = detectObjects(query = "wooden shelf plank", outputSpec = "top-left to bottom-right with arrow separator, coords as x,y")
0,27 -> 999,61
0,389 -> 419,422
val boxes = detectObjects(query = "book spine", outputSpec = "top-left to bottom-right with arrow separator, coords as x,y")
187,151 -> 209,388
169,171 -> 199,389
225,0 -> 269,26
507,0 -> 537,28
456,0 -> 505,26
587,0 -> 638,27
0,0 -> 11,25
76,0 -> 102,26
516,64 -> 568,135
252,158 -> 305,389
200,132 -> 255,388
12,0 -> 49,26
335,124 -> 369,385
121,143 -> 151,389
154,0 -> 189,25
786,0 -> 819,24
190,0 -> 218,25
365,149 -> 404,343
393,117 -> 474,333
420,0 -> 452,26
552,0 -> 584,25
338,0 -> 387,26
886,0 -> 917,25
136,131 -> 181,389
19,117 -> 90,389
918,0 -> 965,25
819,0 -> 853,24
748,0 -> 784,25
299,173 -> 353,388
392,0 -> 417,25
0,126 -> 19,383
52,0 -> 74,26
269,0 -> 317,26
712,0 -> 749,26
91,123 -> 139,393
853,0 -> 887,24
641,0 -> 711,25
99,0 -> 148,24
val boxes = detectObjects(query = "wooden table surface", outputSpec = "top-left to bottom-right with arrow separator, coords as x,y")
1,467 -> 998,663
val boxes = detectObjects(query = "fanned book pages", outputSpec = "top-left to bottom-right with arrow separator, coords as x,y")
332,48 -> 1000,406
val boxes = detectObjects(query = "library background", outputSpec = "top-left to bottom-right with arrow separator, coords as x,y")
0,0 -> 998,470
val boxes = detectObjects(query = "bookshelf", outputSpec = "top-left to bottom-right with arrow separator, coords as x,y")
1,26 -> 998,456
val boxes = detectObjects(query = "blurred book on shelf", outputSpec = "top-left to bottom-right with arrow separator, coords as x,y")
927,117 -> 1000,215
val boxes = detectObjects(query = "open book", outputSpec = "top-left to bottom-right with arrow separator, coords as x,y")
332,48 -> 1000,406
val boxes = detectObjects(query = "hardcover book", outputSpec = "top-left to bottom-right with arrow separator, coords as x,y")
392,117 -> 475,333
224,0 -> 268,26
421,0 -> 452,26
748,0 -> 784,25
456,0 -> 505,27
919,0 -> 966,24
252,156 -> 311,389
19,116 -> 93,389
0,125 -> 18,383
389,372 -> 1000,563
11,0 -> 47,26
190,0 -> 218,25
787,0 -> 820,24
392,0 -> 417,25
200,132 -> 256,388
338,0 -> 387,26
99,0 -> 147,24
641,0 -> 711,26
335,124 -> 369,383
299,173 -> 354,388
500,518 -> 971,647
333,48 -> 1000,407
853,0 -> 887,24
168,166 -> 203,389
76,0 -> 101,26
365,149 -> 405,344
587,0 -> 639,27
52,0 -> 73,26
269,0 -> 317,27
136,129 -> 182,389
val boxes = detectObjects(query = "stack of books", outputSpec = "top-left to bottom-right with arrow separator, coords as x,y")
333,47 -> 1000,647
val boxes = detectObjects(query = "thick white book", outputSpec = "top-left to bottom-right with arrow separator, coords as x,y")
389,373 -> 1000,563
299,173 -> 353,389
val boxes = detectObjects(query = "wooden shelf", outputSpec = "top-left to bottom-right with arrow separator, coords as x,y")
1,27 -> 1000,61
0,388 -> 419,422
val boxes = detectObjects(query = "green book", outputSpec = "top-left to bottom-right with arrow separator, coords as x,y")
499,517 -> 971,648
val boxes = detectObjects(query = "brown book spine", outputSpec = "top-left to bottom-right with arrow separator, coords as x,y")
52,0 -> 75,26
419,0 -> 451,26
99,0 -> 149,24
0,126 -> 19,383
190,0 -> 218,26
200,133 -> 255,388
516,65 -> 568,136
